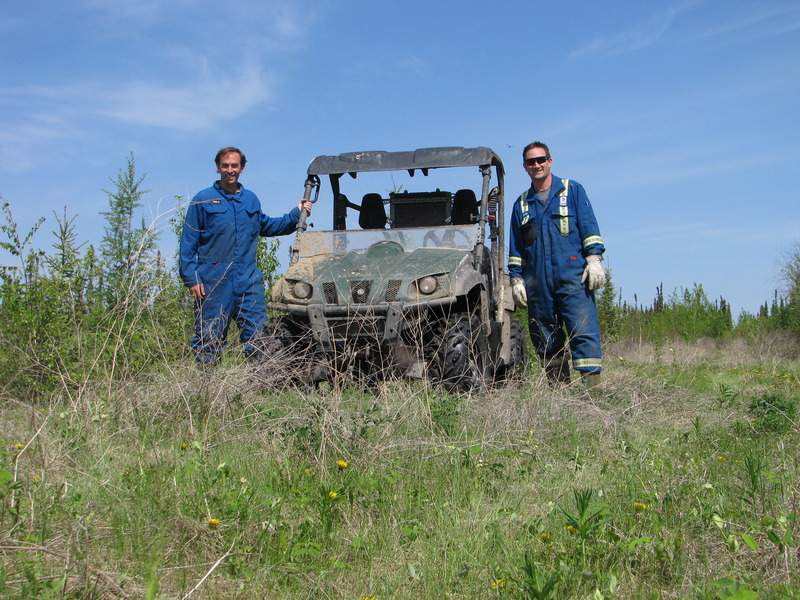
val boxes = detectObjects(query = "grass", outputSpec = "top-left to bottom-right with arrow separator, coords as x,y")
2,335 -> 800,599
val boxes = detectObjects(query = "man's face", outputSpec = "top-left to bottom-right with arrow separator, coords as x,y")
523,147 -> 552,184
217,152 -> 244,188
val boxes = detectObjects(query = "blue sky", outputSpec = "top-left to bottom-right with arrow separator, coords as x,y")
2,0 -> 798,318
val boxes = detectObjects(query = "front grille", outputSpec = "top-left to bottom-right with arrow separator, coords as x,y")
385,280 -> 401,302
329,316 -> 381,340
350,280 -> 372,303
323,282 -> 337,304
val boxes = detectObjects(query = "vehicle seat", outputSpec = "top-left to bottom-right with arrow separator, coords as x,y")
359,193 -> 387,229
451,189 -> 478,225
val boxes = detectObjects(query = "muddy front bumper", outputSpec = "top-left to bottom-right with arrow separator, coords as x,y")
267,299 -> 458,378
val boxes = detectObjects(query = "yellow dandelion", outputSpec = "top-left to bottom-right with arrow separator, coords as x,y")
540,533 -> 552,543
567,525 -> 578,534
718,455 -> 726,461
207,518 -> 220,530
180,443 -> 188,450
15,444 -> 25,451
634,502 -> 648,511
360,596 -> 378,600
328,491 -> 338,499
337,460 -> 349,470
491,579 -> 507,590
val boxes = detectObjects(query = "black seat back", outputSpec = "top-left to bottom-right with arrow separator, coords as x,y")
451,189 -> 478,225
359,193 -> 387,229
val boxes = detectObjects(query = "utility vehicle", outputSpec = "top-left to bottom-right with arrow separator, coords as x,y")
266,146 -> 527,389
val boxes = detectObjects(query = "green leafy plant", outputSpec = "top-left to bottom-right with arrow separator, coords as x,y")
716,383 -> 740,407
518,550 -> 559,600
748,392 -> 798,433
561,488 -> 612,552
703,576 -> 758,600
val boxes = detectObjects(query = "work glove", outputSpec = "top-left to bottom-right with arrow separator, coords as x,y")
511,277 -> 527,309
581,254 -> 606,290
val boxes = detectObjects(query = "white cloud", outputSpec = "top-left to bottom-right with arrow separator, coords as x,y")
569,8 -> 677,58
80,0 -> 320,47
0,0 -> 319,158
97,64 -> 276,131
693,4 -> 800,41
0,108 -> 87,173
396,54 -> 431,76
1,60 -> 275,136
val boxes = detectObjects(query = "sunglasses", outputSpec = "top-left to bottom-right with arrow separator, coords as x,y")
524,156 -> 550,166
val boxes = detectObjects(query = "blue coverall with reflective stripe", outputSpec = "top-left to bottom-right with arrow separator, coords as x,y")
508,176 -> 605,373
179,182 -> 300,361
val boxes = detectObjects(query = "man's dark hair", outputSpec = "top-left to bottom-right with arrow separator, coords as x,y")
215,147 -> 247,167
522,141 -> 550,159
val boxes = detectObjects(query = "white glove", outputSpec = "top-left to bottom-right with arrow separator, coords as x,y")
581,254 -> 606,290
511,278 -> 527,309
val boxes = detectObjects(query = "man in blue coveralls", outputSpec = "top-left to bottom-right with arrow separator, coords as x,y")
508,142 -> 606,386
179,147 -> 312,365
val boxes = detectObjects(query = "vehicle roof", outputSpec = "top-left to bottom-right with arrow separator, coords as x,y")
307,146 -> 504,176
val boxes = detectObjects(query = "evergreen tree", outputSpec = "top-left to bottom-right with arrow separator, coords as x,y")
596,268 -> 621,341
781,241 -> 800,333
99,153 -> 158,303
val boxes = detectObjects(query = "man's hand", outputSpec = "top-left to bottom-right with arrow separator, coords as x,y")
511,277 -> 527,309
581,255 -> 606,290
298,199 -> 313,215
189,283 -> 205,301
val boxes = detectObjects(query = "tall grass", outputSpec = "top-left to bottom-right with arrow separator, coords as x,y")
3,335 -> 799,599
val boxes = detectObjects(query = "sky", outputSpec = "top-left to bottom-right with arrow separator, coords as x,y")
1,0 -> 799,319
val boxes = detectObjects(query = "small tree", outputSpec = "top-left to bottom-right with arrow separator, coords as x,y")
596,268 -> 621,341
99,152 -> 158,303
259,237 -> 282,292
0,199 -> 44,285
781,241 -> 800,334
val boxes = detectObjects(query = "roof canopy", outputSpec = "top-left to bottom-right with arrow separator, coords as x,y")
307,146 -> 504,177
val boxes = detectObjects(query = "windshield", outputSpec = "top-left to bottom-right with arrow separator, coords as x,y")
294,225 -> 480,259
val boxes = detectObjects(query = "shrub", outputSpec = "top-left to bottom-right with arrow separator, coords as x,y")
748,392 -> 798,433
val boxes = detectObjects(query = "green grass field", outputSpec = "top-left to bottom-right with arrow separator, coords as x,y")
2,335 -> 799,600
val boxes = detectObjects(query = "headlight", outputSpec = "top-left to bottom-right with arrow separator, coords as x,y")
416,276 -> 438,295
292,281 -> 312,299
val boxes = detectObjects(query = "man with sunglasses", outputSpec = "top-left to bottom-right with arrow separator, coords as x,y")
508,142 -> 606,386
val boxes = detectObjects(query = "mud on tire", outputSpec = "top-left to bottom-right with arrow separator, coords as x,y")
437,312 -> 487,392
495,317 -> 529,382
251,317 -> 325,388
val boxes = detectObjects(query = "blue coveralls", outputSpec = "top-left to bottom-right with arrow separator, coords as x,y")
179,182 -> 301,363
508,176 -> 605,373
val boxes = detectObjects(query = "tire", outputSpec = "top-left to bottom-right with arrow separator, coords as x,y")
253,318 -> 325,388
437,312 -> 486,392
496,317 -> 529,382
259,318 -> 295,361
